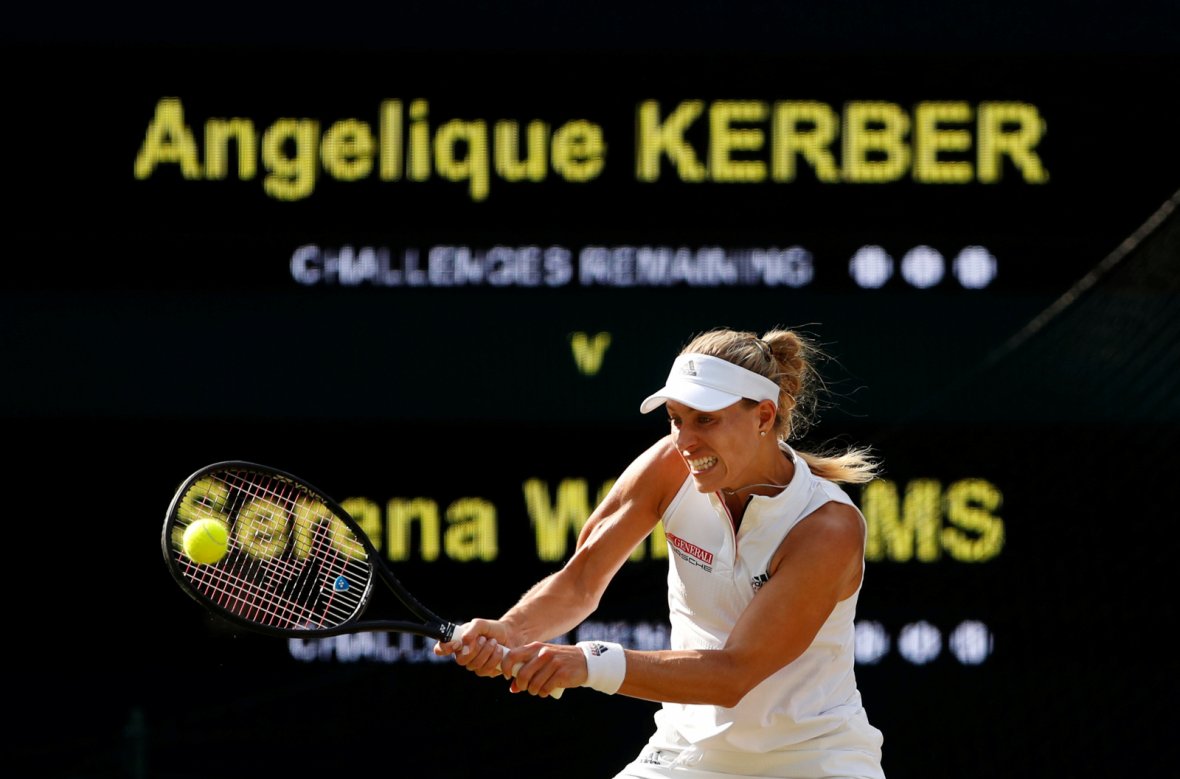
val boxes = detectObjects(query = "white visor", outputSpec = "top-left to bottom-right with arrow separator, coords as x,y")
640,353 -> 780,414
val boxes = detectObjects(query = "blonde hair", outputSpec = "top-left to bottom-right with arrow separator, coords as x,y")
680,327 -> 879,484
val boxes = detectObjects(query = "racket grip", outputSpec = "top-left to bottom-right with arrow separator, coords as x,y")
496,645 -> 565,700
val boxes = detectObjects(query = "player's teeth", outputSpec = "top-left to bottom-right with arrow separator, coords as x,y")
689,456 -> 717,470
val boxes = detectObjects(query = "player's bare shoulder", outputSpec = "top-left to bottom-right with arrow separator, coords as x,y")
608,435 -> 689,517
772,500 -> 867,598
806,500 -> 866,548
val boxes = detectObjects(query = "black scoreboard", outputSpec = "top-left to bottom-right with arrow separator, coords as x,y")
5,18 -> 1178,779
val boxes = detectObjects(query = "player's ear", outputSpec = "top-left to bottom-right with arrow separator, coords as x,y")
757,400 -> 777,429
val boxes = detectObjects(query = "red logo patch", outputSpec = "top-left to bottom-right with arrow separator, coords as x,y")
666,532 -> 714,565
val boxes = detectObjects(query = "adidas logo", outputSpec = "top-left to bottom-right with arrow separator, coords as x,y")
681,359 -> 697,376
588,642 -> 611,656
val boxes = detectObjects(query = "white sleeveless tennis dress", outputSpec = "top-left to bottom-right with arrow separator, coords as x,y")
613,447 -> 885,778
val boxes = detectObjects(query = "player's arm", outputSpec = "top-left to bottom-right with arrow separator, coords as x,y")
436,437 -> 685,670
507,500 -> 866,703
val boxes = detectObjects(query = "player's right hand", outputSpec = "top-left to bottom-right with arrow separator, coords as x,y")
434,619 -> 513,677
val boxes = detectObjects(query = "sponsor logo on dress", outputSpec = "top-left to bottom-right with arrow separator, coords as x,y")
751,572 -> 770,591
666,532 -> 714,572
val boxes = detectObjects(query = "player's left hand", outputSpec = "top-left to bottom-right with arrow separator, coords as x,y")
502,642 -> 587,697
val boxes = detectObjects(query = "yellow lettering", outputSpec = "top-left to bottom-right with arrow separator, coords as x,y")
862,478 -> 942,562
444,498 -> 498,561
204,117 -> 257,180
236,496 -> 289,560
521,478 -> 662,561
977,102 -> 1049,183
289,495 -> 321,558
862,477 -> 1006,563
570,331 -> 612,375
261,118 -> 318,200
495,120 -> 549,181
525,478 -> 593,561
135,97 -> 1050,202
408,99 -> 431,181
942,479 -> 1004,561
524,478 -> 616,561
653,523 -> 668,559
913,101 -> 973,183
435,119 -> 490,201
551,120 -> 606,182
843,102 -> 911,183
339,497 -> 383,553
710,100 -> 767,182
772,101 -> 840,182
134,97 -> 202,179
386,497 -> 441,561
291,496 -> 367,561
173,477 -> 230,549
379,99 -> 402,181
636,100 -> 707,182
321,118 -> 374,181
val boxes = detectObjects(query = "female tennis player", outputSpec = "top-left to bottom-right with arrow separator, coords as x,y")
436,326 -> 886,778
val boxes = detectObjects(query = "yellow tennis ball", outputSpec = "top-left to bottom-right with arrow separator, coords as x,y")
182,518 -> 229,565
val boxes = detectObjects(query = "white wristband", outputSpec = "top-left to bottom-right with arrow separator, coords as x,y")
577,640 -> 626,695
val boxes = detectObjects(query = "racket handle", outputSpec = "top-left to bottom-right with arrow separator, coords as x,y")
497,645 -> 565,700
450,625 -> 565,699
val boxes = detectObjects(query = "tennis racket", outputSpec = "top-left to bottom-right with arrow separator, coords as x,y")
161,460 -> 562,697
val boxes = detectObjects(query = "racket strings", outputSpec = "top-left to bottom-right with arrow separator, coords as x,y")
230,474 -> 333,625
175,469 -> 374,630
225,472 -> 366,628
186,510 -> 363,628
183,562 -> 353,629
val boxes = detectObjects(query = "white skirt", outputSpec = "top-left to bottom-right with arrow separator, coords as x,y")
611,711 -> 885,779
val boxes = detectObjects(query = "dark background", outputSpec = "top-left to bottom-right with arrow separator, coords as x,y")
5,4 -> 1178,777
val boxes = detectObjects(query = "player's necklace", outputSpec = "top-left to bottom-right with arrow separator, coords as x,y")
721,480 -> 790,495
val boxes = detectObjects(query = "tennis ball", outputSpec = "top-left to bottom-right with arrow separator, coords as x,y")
182,518 -> 229,565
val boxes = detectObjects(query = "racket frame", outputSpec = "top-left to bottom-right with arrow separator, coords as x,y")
161,460 -> 458,642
